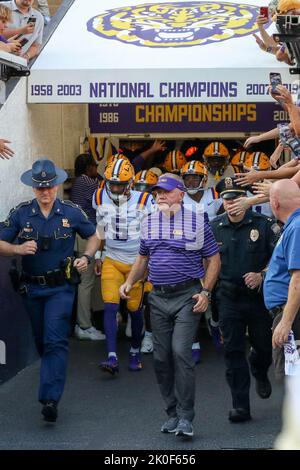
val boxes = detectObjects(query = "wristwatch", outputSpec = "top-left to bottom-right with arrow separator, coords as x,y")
200,288 -> 211,301
82,254 -> 92,265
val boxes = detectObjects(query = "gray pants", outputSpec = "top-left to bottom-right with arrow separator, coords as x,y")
148,284 -> 201,422
272,310 -> 300,381
36,0 -> 50,16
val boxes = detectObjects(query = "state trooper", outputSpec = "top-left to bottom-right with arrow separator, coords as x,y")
0,159 -> 98,423
210,176 -> 281,423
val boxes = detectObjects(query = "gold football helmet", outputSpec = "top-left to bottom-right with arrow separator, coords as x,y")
181,160 -> 208,195
245,152 -> 271,170
231,150 -> 250,166
134,169 -> 160,192
106,153 -> 130,168
203,142 -> 230,176
163,150 -> 187,174
104,158 -> 135,201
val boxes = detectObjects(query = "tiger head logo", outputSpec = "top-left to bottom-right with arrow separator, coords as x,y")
87,2 -> 266,48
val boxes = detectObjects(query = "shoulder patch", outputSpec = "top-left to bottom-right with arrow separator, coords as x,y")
61,199 -> 88,220
271,222 -> 281,235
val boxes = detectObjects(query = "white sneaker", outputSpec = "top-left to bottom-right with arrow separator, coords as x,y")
125,315 -> 132,338
75,325 -> 105,341
141,335 -> 153,353
89,326 -> 106,340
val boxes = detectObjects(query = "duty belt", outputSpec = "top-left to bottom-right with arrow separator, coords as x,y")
218,280 -> 259,295
22,269 -> 66,287
153,279 -> 200,294
268,304 -> 285,320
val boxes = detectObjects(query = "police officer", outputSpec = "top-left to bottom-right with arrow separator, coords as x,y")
0,159 -> 98,423
210,176 -> 280,423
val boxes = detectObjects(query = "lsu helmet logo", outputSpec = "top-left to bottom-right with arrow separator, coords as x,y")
87,2 -> 264,48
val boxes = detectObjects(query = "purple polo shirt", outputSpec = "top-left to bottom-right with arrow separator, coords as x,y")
139,205 -> 219,285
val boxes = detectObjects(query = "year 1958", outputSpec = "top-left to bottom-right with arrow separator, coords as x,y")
31,84 -> 82,96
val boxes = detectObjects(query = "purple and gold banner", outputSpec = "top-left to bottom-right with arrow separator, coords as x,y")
89,102 -> 289,134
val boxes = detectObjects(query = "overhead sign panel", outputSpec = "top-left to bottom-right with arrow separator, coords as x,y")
89,102 -> 289,133
28,0 -> 298,103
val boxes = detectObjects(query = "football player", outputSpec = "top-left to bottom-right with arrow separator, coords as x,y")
93,158 -> 156,374
203,141 -> 235,188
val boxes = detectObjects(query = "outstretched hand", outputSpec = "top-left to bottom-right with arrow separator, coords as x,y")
0,139 -> 14,160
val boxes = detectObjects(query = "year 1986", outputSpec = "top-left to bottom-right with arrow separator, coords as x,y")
31,84 -> 82,96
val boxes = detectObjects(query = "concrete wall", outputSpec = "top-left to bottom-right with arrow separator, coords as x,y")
0,77 -> 88,382
0,78 -> 88,221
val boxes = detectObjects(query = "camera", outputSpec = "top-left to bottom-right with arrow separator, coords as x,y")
27,16 -> 36,24
0,50 -> 28,70
0,49 -> 30,80
40,236 -> 52,251
275,15 -> 300,72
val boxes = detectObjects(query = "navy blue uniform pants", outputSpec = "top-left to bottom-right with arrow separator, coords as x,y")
23,284 -> 75,404
216,290 -> 272,411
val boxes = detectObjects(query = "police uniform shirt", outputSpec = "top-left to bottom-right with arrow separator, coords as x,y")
92,187 -> 156,265
183,189 -> 222,221
210,209 -> 281,286
0,199 -> 96,276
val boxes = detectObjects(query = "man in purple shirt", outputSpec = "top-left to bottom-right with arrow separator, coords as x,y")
120,173 -> 220,438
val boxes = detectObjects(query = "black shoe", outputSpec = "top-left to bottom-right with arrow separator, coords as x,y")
41,400 -> 58,422
228,408 -> 251,423
255,377 -> 272,399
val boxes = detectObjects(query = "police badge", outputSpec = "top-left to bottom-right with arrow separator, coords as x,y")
250,229 -> 259,242
225,177 -> 233,188
62,219 -> 70,228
